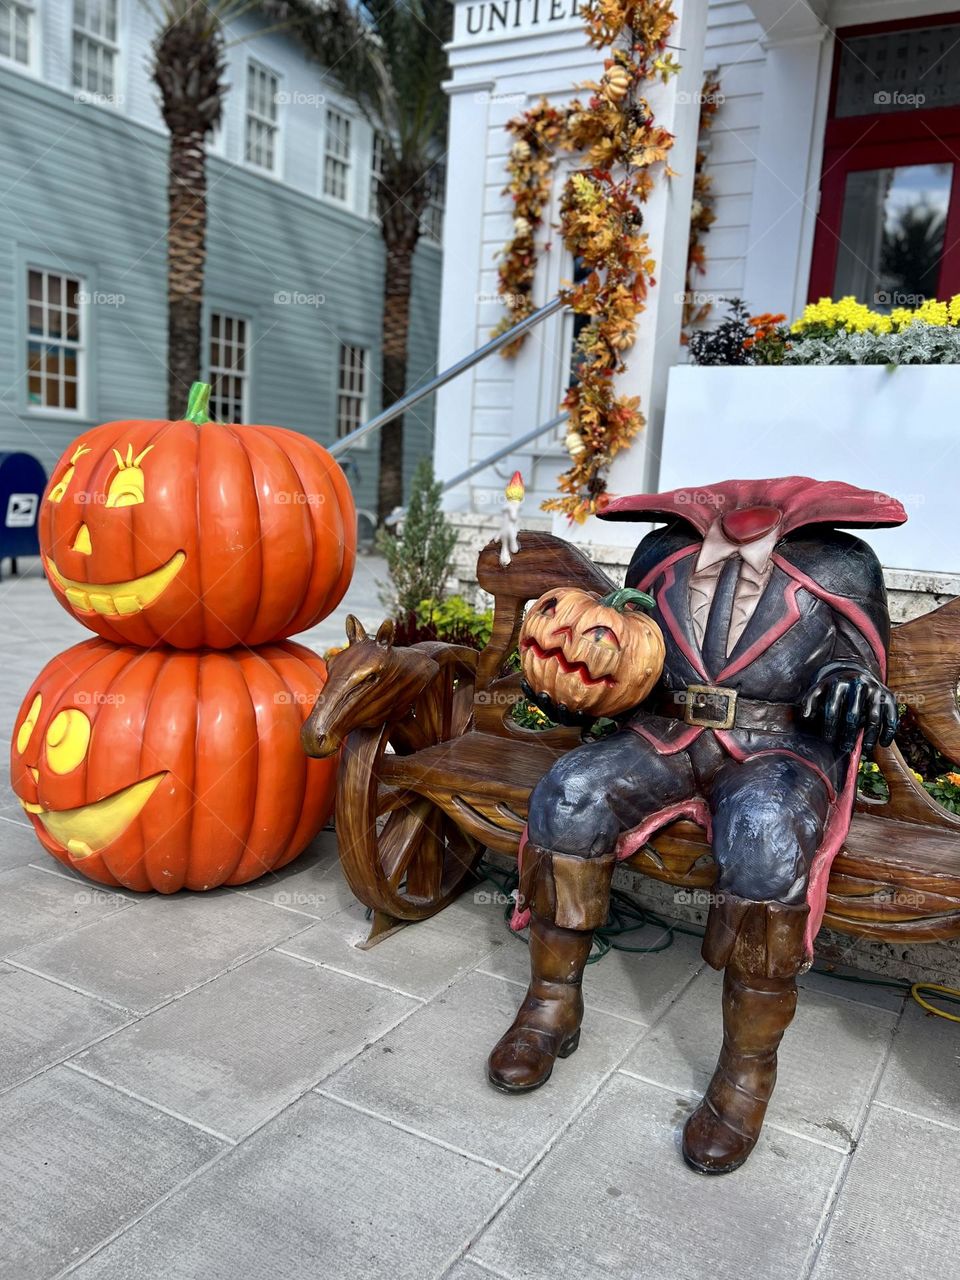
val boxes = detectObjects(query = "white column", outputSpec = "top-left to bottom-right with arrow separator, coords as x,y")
435,0 -> 707,536
740,30 -> 833,322
572,0 -> 709,549
434,0 -> 600,512
432,77 -> 492,505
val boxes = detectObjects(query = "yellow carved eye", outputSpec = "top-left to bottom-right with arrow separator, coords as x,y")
16,694 -> 42,753
45,708 -> 91,774
105,443 -> 154,508
48,445 -> 91,503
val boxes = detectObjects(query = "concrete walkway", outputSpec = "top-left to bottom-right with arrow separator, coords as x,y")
1,560 -> 958,1279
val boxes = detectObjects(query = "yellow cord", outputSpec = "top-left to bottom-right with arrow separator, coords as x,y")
910,982 -> 960,1023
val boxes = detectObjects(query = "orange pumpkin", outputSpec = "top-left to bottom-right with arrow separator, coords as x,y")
39,383 -> 355,649
520,586 -> 665,717
11,637 -> 337,891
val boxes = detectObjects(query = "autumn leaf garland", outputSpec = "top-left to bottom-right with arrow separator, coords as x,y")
493,0 -> 680,522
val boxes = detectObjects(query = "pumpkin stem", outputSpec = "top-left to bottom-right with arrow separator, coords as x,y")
598,586 -> 655,613
184,381 -> 212,425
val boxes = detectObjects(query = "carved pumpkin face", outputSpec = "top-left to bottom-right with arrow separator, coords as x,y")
39,393 -> 356,648
520,586 -> 665,717
11,638 -> 337,891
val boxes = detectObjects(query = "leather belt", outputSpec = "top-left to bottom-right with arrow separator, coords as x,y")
650,684 -> 800,732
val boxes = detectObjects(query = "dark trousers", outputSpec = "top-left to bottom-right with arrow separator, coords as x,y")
527,728 -> 831,904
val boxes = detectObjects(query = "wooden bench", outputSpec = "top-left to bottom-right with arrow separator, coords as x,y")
303,531 -> 960,947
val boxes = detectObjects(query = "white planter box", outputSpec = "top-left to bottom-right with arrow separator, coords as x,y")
659,364 -> 960,575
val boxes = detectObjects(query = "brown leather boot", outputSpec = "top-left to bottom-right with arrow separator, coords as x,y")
487,845 -> 615,1094
682,893 -> 810,1175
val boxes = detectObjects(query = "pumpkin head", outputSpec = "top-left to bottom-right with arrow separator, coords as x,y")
39,383 -> 356,649
520,586 -> 665,717
11,637 -> 337,891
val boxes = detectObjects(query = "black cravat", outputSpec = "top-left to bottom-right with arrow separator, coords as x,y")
702,554 -> 740,676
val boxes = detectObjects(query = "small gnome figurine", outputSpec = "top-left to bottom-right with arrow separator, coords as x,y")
499,471 -> 525,567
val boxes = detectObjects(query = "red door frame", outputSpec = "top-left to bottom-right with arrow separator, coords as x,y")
808,11 -> 960,301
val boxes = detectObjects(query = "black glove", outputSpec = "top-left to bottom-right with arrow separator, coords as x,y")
801,662 -> 898,755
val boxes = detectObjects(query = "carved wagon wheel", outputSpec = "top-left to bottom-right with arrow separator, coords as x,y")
335,644 -> 484,942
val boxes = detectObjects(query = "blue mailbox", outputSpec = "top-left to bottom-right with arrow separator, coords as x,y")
0,451 -> 47,576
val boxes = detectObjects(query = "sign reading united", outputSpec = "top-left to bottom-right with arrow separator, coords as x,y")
457,0 -> 583,40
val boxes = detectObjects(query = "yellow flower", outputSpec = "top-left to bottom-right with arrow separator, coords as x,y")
911,769 -> 924,783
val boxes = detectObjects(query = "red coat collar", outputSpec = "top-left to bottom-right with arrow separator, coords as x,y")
597,476 -> 907,536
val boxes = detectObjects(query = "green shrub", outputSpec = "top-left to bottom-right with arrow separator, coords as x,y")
377,459 -> 458,617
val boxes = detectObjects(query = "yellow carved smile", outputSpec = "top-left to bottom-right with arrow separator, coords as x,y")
21,773 -> 165,858
45,551 -> 186,617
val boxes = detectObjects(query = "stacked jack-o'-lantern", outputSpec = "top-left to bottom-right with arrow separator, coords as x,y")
11,383 -> 355,891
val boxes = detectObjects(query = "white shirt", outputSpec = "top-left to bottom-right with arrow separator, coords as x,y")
689,521 -> 781,656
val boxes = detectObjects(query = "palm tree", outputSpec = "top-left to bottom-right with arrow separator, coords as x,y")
881,203 -> 948,303
149,1 -> 229,417
149,1 -> 327,417
285,0 -> 452,522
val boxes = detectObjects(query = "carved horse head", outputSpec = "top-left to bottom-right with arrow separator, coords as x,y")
301,614 -> 440,758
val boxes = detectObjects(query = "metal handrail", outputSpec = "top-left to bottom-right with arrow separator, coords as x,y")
441,412 -> 568,491
328,296 -> 567,458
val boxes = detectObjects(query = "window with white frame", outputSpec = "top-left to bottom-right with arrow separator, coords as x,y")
323,108 -> 352,202
369,131 -> 385,219
336,343 -> 368,439
245,60 -> 280,171
1,0 -> 33,67
72,0 -> 119,99
27,269 -> 84,413
420,161 -> 445,243
209,312 -> 249,423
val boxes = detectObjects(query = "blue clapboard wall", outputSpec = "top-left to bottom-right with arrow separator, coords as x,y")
0,6 -> 443,517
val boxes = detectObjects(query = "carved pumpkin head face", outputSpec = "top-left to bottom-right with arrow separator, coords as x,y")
520,586 -> 665,717
11,637 -> 337,892
39,384 -> 356,649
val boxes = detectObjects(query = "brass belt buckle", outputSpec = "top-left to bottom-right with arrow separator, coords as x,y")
683,683 -> 738,730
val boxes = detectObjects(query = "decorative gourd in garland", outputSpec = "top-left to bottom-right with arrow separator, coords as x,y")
520,586 -> 665,717
11,637 -> 338,891
39,383 -> 355,649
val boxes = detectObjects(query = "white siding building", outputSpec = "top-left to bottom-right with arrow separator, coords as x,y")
435,0 -> 960,581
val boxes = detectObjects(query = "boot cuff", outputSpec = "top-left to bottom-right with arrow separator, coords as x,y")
702,893 -> 810,978
530,849 -> 616,931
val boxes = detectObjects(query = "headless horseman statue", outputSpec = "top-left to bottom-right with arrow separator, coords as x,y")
487,477 -> 906,1174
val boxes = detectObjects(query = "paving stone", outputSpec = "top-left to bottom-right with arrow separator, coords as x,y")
480,927 -> 703,1026
280,900 -> 503,999
800,962 -> 908,1013
0,963 -> 130,1092
621,965 -> 897,1150
873,997 -> 960,1126
429,883 -> 522,947
75,949 -> 417,1139
324,970 -> 642,1172
812,1104 -> 960,1280
0,863 -> 128,957
70,1092 -> 512,1280
0,813 -> 44,871
239,835 -> 358,919
0,1066 -> 223,1280
444,1262 -> 502,1280
472,1073 -> 844,1280
10,890 -> 313,1013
